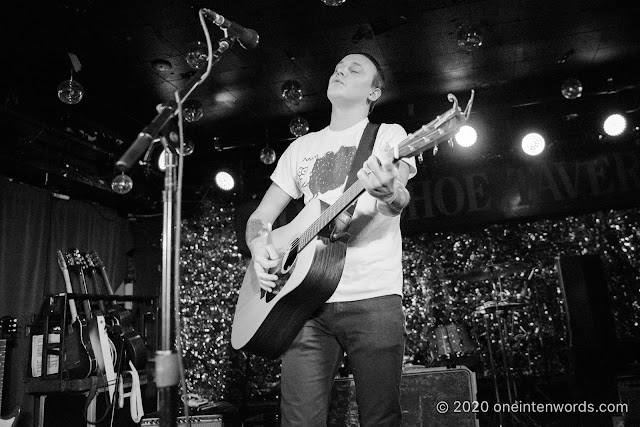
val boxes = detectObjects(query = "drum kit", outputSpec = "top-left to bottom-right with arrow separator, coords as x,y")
427,261 -> 537,418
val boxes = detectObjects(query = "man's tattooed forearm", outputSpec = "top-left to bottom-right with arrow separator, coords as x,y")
246,218 -> 269,244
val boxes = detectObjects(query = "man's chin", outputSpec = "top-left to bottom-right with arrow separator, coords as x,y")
327,89 -> 347,103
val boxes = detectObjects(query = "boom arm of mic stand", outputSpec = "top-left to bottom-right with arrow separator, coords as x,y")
116,37 -> 234,172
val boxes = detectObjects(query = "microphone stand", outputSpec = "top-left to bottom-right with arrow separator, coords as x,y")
116,36 -> 236,427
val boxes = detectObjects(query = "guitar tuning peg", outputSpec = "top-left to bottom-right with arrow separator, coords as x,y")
417,153 -> 423,164
432,145 -> 439,155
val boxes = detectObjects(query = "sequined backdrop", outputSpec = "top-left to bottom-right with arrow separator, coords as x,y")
179,198 -> 640,404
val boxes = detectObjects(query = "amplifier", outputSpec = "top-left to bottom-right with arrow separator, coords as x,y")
141,414 -> 223,426
328,366 -> 478,426
618,375 -> 640,421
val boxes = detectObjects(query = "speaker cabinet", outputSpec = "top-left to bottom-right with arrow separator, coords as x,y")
328,366 -> 478,426
556,254 -> 619,424
556,254 -> 616,350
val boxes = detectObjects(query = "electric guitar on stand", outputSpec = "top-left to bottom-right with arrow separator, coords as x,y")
0,316 -> 20,427
85,251 -> 146,370
69,249 -> 116,399
231,91 -> 474,359
57,250 -> 97,378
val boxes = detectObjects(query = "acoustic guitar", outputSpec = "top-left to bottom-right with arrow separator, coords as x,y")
0,316 -> 20,427
231,91 -> 474,359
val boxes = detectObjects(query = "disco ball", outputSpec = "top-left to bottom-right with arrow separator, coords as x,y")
281,80 -> 304,103
456,24 -> 483,51
289,116 -> 310,137
185,41 -> 208,70
183,139 -> 195,156
57,79 -> 84,104
260,146 -> 277,165
183,100 -> 204,123
561,78 -> 583,100
111,173 -> 133,194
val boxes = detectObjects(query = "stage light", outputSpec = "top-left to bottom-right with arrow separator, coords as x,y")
455,125 -> 477,147
521,132 -> 545,156
214,171 -> 235,191
603,113 -> 627,137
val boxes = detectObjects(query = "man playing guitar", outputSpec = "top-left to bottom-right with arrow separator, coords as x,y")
244,52 -> 416,426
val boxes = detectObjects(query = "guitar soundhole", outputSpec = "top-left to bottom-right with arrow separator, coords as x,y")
282,242 -> 298,273
262,242 -> 298,302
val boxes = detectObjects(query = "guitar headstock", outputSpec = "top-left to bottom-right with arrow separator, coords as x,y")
0,316 -> 18,342
57,249 -> 68,271
64,251 -> 76,269
393,90 -> 475,160
87,251 -> 105,269
70,248 -> 87,270
84,252 -> 96,269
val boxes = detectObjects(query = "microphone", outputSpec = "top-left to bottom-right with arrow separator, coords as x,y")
201,9 -> 259,50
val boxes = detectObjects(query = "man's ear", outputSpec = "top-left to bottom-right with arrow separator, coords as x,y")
368,87 -> 381,103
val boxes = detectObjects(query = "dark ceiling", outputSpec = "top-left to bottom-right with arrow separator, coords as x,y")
2,0 -> 639,215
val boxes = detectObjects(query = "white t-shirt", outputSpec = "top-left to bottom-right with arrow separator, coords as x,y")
270,118 -> 417,302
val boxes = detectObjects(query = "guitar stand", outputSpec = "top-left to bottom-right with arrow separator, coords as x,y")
482,276 -> 540,427
25,293 -> 155,427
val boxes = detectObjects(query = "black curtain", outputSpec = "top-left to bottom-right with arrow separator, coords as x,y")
0,177 -> 135,425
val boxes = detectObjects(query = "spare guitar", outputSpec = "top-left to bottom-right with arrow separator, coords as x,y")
57,249 -> 97,378
67,250 -> 106,376
0,316 -> 20,427
85,251 -> 146,370
70,249 -> 118,399
231,91 -> 475,359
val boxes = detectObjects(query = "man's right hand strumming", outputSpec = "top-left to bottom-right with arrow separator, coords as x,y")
248,222 -> 281,293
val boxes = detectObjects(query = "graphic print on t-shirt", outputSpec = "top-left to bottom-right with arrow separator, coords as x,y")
301,145 -> 356,199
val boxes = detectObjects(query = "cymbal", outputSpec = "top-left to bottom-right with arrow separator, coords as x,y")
449,261 -> 530,282
474,301 -> 526,313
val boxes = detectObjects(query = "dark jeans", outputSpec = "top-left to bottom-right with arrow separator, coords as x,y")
280,295 -> 406,427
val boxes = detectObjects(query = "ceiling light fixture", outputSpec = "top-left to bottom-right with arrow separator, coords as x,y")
521,132 -> 545,156
214,170 -> 235,191
603,113 -> 627,137
151,59 -> 173,72
455,125 -> 477,147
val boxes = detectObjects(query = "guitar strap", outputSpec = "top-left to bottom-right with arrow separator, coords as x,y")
329,122 -> 380,241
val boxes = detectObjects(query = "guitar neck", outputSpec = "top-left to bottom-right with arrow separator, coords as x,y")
0,339 -> 5,409
77,268 -> 94,320
89,269 -> 108,313
296,90 -> 475,252
98,265 -> 115,297
298,151 -> 407,249
298,179 -> 366,249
